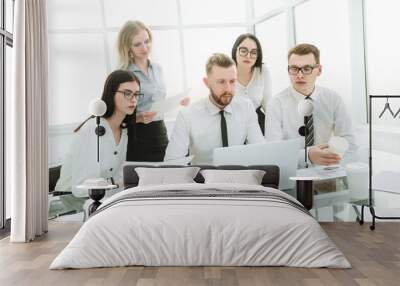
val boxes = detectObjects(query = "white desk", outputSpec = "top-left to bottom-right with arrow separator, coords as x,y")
77,183 -> 117,215
289,166 -> 347,211
296,166 -> 346,180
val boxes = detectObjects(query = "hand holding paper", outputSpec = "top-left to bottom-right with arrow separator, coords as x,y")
309,143 -> 341,166
151,88 -> 191,115
327,136 -> 349,158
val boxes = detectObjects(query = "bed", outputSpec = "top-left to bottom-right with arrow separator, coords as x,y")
50,165 -> 350,269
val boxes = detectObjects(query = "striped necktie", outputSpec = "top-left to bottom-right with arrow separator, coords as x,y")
305,97 -> 314,147
219,110 -> 228,147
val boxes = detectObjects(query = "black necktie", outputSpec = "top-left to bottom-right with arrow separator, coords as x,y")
219,110 -> 228,147
305,96 -> 314,147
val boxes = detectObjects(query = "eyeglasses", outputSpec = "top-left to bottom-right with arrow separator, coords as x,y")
238,47 -> 258,59
288,65 -> 319,75
116,90 -> 144,100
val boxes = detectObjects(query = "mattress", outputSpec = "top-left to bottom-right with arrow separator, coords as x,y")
50,183 -> 351,269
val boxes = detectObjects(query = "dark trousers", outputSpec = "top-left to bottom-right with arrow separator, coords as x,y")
126,120 -> 169,162
256,106 -> 265,135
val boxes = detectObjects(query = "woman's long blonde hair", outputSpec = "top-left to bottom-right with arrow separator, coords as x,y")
117,20 -> 153,69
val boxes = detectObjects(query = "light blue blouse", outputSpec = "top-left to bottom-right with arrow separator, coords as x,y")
128,61 -> 166,120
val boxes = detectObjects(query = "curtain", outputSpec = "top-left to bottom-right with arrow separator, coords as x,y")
10,0 -> 49,242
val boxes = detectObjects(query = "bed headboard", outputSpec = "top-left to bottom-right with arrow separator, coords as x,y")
123,165 -> 280,189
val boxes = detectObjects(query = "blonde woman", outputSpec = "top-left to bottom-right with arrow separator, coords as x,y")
118,20 -> 189,161
231,33 -> 272,134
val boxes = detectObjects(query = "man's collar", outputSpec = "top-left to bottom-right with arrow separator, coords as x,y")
290,86 -> 318,101
206,96 -> 233,115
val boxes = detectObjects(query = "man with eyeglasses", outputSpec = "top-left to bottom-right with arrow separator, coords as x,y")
265,43 -> 356,166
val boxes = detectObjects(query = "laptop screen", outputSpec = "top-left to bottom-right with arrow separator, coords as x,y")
213,139 -> 301,190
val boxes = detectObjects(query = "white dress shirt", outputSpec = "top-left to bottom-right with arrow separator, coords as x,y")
265,86 -> 357,165
55,117 -> 128,197
235,64 -> 272,110
165,96 -> 265,164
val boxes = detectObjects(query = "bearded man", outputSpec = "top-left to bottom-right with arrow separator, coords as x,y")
164,53 -> 264,164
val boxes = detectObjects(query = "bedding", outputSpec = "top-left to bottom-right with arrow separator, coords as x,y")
123,164 -> 280,190
200,169 -> 266,185
135,166 -> 200,186
50,183 -> 350,269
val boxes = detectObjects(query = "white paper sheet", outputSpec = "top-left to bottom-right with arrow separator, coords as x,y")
150,88 -> 191,115
297,165 -> 346,180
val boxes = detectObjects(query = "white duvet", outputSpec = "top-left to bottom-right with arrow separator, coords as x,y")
50,183 -> 351,269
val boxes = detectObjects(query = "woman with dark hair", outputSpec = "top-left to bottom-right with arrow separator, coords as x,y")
117,20 -> 189,162
55,70 -> 141,212
232,33 -> 272,134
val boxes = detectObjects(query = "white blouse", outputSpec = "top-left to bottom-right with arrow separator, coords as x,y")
235,64 -> 272,110
55,117 -> 128,197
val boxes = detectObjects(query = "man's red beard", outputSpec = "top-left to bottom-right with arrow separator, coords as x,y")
210,90 -> 234,107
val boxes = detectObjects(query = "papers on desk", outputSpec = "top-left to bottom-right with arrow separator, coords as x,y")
150,88 -> 191,115
296,165 -> 347,180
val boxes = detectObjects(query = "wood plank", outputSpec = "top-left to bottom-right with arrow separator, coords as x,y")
0,222 -> 399,286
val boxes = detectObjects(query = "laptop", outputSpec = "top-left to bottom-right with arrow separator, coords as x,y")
213,139 -> 301,190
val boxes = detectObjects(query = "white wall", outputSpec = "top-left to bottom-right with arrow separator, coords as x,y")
362,0 -> 400,162
365,0 -> 400,129
47,0 -> 249,127
255,12 -> 289,96
295,0 -> 352,110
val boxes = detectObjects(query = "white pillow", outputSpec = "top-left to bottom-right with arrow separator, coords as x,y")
200,169 -> 266,185
135,167 -> 201,186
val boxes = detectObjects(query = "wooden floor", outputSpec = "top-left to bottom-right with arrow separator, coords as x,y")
0,222 -> 399,286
